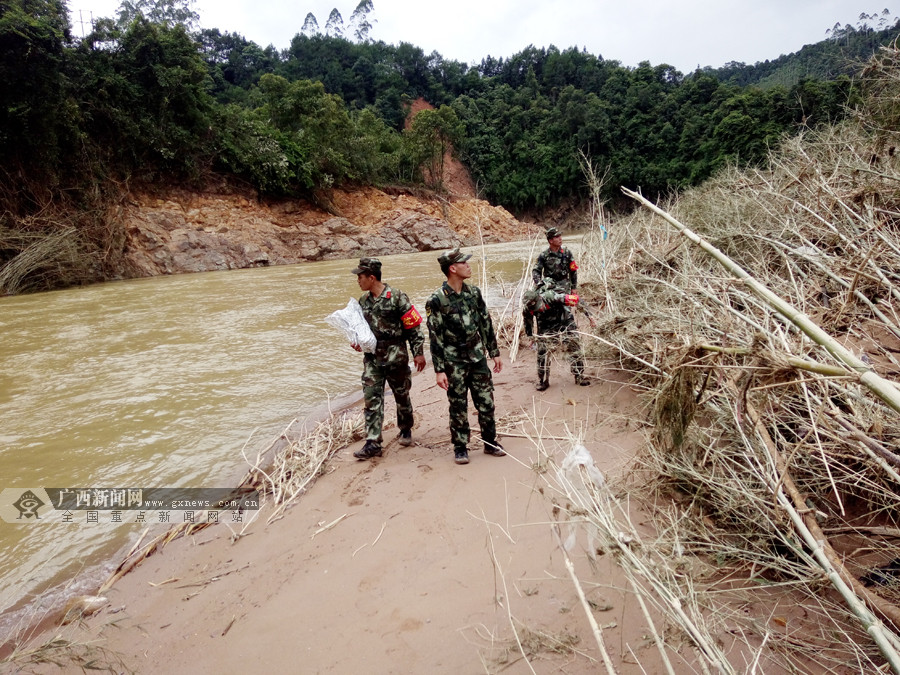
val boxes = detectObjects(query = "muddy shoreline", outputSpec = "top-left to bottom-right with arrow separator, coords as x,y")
0,384 -> 369,659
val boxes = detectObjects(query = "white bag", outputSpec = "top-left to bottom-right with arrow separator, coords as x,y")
559,444 -> 606,556
325,298 -> 377,354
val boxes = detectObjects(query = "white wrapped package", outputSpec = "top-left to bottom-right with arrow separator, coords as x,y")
325,298 -> 377,354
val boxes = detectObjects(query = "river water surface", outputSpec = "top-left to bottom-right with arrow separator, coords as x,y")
0,238 -> 577,627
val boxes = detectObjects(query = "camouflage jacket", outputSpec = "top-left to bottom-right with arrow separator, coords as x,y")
532,247 -> 578,291
523,296 -> 577,337
522,285 -> 591,337
359,284 -> 425,367
425,281 -> 500,373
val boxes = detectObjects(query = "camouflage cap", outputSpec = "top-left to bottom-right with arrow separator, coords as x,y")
546,226 -> 562,240
437,248 -> 472,271
524,284 -> 560,312
351,257 -> 382,275
523,287 -> 543,311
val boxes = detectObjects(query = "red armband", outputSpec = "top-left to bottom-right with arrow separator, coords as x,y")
569,261 -> 578,271
564,293 -> 579,306
401,306 -> 422,328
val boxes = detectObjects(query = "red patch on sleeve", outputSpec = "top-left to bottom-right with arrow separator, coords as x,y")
569,261 -> 579,271
401,306 -> 422,329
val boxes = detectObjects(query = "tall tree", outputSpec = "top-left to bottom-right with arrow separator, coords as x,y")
348,0 -> 374,42
324,9 -> 344,38
0,0 -> 73,181
403,105 -> 462,189
301,12 -> 319,37
115,0 -> 199,30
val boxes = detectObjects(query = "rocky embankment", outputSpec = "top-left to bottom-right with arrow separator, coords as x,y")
121,184 -> 536,277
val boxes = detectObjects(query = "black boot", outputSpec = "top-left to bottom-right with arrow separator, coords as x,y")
536,368 -> 549,391
574,358 -> 590,385
353,441 -> 383,459
484,440 -> 506,457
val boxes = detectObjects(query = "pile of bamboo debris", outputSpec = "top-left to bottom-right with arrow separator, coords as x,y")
566,46 -> 900,673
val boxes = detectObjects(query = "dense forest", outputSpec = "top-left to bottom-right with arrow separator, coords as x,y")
2,0 -> 899,291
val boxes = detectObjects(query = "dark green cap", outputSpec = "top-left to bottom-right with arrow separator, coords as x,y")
546,227 -> 562,240
351,257 -> 381,275
437,248 -> 472,271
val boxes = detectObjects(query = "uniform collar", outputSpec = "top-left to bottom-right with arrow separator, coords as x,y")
442,280 -> 468,296
370,283 -> 390,299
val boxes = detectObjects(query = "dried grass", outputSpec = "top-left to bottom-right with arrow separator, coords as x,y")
239,411 -> 365,524
541,45 -> 900,673
0,175 -> 130,295
2,636 -> 132,674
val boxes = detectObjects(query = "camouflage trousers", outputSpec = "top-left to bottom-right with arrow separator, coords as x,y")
362,358 -> 414,447
535,329 -> 585,384
444,358 -> 496,451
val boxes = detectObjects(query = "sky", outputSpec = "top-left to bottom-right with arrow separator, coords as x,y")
67,0 -> 896,73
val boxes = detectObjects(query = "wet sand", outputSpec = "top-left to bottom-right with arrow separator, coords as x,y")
8,347 -> 676,673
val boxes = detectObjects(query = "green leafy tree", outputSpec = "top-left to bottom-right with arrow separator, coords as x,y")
402,105 -> 462,188
348,106 -> 402,182
70,17 -> 213,173
214,104 -> 311,193
0,0 -> 74,183
115,0 -> 199,30
196,28 -> 278,100
255,73 -> 357,185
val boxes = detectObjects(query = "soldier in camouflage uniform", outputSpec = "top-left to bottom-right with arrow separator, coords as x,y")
532,226 -> 578,292
351,258 -> 426,460
523,280 -> 595,391
425,248 -> 506,465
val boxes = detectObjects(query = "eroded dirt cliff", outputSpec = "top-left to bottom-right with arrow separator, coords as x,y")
121,185 -> 534,276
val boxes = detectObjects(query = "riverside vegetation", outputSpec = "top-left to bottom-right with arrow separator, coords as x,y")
2,0 -> 897,293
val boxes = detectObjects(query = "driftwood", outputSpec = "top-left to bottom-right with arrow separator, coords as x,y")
616,184 -> 900,670
725,374 -> 900,669
622,187 -> 900,416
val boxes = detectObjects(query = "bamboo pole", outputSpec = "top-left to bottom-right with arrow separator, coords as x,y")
562,470 -> 734,673
725,377 -> 900,672
509,235 -> 543,363
766,238 -> 900,341
622,187 -> 900,416
551,522 -> 618,675
698,344 -> 866,378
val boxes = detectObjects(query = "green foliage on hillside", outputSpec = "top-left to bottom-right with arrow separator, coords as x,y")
0,0 -> 889,292
703,13 -> 899,88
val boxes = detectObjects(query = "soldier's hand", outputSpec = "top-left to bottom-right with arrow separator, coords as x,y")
413,355 -> 426,372
436,372 -> 449,390
492,357 -> 503,374
351,343 -> 362,352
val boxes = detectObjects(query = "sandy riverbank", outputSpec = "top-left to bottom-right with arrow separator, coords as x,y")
5,346 -> 679,673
